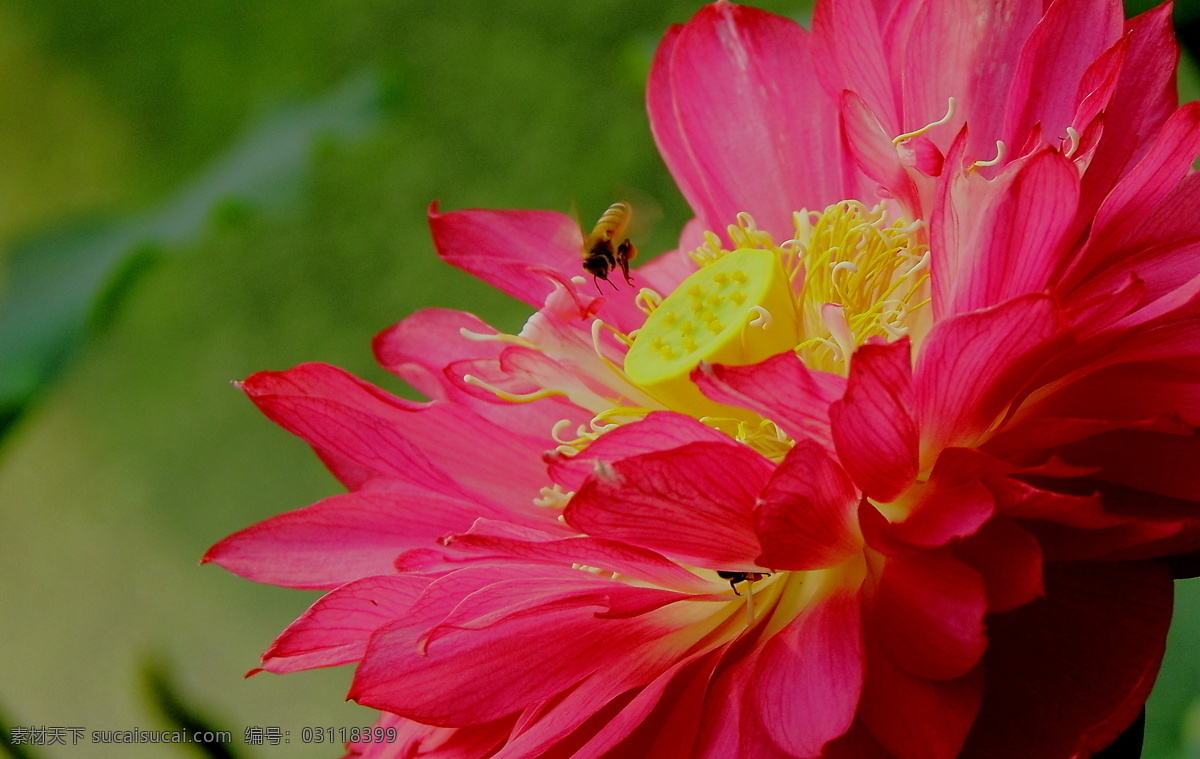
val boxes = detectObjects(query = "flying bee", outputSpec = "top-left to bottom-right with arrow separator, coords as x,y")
717,570 -> 770,596
582,201 -> 636,292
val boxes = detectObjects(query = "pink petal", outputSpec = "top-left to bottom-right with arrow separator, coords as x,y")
351,573 -> 604,723
241,364 -> 552,510
871,550 -> 987,680
960,561 -> 1172,758
1071,240 -> 1200,315
374,308 -> 503,395
1001,0 -> 1123,150
897,135 -> 945,177
1062,269 -> 1145,339
1069,36 -> 1128,158
415,577 -> 683,651
886,0 -> 1041,160
546,411 -> 738,492
950,149 -> 1080,313
812,0 -> 897,133
260,575 -> 426,673
373,308 -> 590,437
752,590 -> 864,757
491,344 -> 626,412
564,441 -> 771,568
488,670 -> 651,759
859,639 -> 983,759
516,272 -> 649,350
1072,101 -> 1200,280
1100,273 -> 1200,343
344,712 -> 515,759
692,352 -> 845,449
351,567 -> 709,725
571,650 -> 723,759
928,125 -> 972,319
692,657 -> 801,759
1077,3 -> 1180,219
203,489 -> 488,589
914,293 -> 1068,459
841,91 -> 923,216
648,3 -> 843,241
637,248 -> 700,299
637,224 -> 702,298
428,203 -> 581,308
502,647 -> 738,759
830,338 -> 919,502
756,438 -> 862,571
430,527 -> 716,593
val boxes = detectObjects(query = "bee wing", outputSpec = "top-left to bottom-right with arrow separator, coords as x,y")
566,199 -> 583,234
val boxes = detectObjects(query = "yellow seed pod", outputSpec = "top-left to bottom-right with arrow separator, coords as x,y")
624,248 -> 800,415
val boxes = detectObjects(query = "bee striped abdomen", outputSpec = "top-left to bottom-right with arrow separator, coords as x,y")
582,202 -> 636,291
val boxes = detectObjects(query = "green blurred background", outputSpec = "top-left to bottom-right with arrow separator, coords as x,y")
1,1 -> 1200,757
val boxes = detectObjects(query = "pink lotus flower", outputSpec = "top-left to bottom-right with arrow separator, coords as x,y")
206,1 -> 1200,756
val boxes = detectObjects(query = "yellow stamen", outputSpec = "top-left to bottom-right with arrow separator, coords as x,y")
634,287 -> 664,315
458,328 -> 534,348
462,375 -> 564,403
793,201 -> 930,371
892,97 -> 957,145
1063,126 -> 1081,158
972,140 -> 1006,169
533,484 -> 574,509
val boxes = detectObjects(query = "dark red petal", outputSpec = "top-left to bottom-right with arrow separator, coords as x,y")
961,561 -> 1173,758
952,517 -> 1044,613
819,720 -> 891,759
985,473 -> 1124,528
890,478 -> 994,548
859,640 -> 983,759
871,551 -> 987,680
1060,428 -> 1200,502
